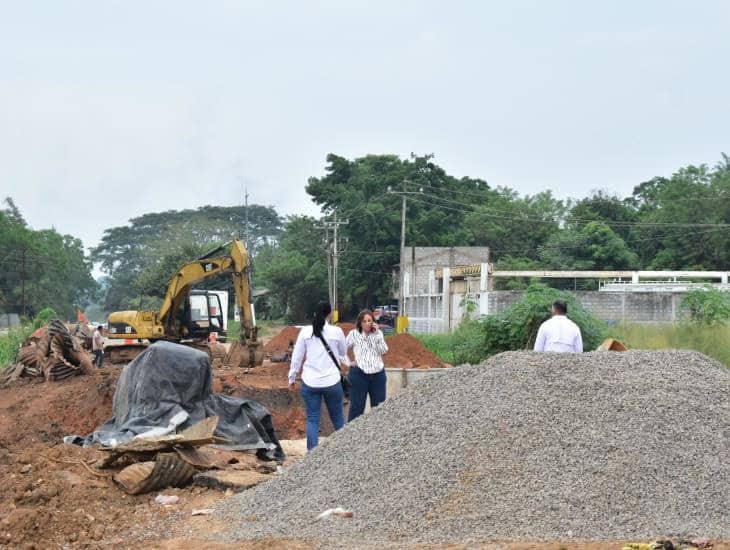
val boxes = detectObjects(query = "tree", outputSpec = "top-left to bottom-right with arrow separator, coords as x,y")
256,216 -> 328,322
629,157 -> 730,269
681,287 -> 730,325
92,204 -> 283,311
0,199 -> 97,319
539,222 -> 639,271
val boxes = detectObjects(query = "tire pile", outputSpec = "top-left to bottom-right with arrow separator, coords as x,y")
217,351 -> 730,545
8,320 -> 93,382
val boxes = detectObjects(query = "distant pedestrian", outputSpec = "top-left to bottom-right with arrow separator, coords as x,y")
533,300 -> 583,353
345,309 -> 389,422
92,325 -> 105,367
288,302 -> 347,450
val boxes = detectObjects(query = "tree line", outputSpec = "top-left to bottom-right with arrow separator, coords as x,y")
0,198 -> 97,319
2,154 -> 728,322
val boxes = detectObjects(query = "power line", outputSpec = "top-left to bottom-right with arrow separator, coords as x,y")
416,182 -> 730,203
409,194 -> 730,228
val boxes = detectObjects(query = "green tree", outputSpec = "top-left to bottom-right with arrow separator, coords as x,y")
0,198 -> 97,319
92,204 -> 282,311
256,216 -> 328,322
681,287 -> 730,325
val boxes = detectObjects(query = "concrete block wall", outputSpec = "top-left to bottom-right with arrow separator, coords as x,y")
488,290 -> 686,324
402,246 -> 490,296
408,290 -> 692,333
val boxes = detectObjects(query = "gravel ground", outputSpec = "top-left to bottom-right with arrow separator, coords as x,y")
216,351 -> 730,546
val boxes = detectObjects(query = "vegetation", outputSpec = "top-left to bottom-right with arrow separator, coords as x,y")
6,152 -> 726,325
611,323 -> 730,367
0,324 -> 34,370
0,198 -> 97,320
418,285 -> 607,365
681,287 -> 730,325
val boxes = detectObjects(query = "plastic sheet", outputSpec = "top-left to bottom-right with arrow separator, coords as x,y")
71,341 -> 284,460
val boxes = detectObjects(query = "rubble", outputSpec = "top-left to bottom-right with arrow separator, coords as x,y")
2,320 -> 93,385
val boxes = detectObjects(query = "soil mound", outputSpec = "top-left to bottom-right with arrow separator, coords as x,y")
218,351 -> 730,545
383,333 -> 450,369
263,326 -> 301,356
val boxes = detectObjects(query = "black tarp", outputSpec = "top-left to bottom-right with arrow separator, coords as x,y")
72,341 -> 284,461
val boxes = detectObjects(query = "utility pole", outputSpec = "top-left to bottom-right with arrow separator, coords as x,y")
388,180 -> 421,333
399,179 -> 407,325
244,185 -> 249,249
316,214 -> 348,323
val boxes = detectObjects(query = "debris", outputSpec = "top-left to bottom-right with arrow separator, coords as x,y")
596,337 -> 629,351
9,320 -> 93,383
19,464 -> 32,474
154,494 -> 180,505
191,508 -> 215,516
192,470 -> 269,492
316,507 -> 353,520
113,453 -> 197,495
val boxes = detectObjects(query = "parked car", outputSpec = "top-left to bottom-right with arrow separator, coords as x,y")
373,304 -> 398,322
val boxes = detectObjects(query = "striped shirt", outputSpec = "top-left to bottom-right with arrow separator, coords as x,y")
345,329 -> 388,374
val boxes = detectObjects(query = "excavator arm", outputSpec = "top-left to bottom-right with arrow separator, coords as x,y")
107,238 -> 263,367
157,239 -> 262,366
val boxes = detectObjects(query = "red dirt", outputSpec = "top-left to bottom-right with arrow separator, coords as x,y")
0,351 -> 318,548
263,326 -> 300,356
383,333 -> 451,369
263,325 -> 449,370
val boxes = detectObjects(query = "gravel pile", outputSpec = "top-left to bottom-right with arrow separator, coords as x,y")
217,351 -> 730,545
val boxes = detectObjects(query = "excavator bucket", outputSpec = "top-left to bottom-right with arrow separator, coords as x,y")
224,341 -> 264,368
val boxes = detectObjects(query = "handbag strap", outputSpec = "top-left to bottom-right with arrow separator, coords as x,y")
317,333 -> 343,373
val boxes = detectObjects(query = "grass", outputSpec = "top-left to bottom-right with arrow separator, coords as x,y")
415,333 -> 459,365
0,324 -> 35,370
416,322 -> 730,369
227,319 -> 287,341
610,323 -> 730,367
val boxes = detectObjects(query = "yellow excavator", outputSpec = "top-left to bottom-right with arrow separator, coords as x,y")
106,239 -> 263,367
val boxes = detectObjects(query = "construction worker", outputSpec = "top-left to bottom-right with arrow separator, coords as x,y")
533,300 -> 583,353
92,325 -> 105,368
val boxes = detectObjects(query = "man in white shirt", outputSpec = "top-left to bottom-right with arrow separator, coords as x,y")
533,300 -> 583,353
92,325 -> 105,367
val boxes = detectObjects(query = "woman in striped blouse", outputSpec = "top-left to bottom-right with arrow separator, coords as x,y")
345,309 -> 389,421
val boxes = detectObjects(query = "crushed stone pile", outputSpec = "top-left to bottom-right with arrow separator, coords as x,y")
217,351 -> 730,545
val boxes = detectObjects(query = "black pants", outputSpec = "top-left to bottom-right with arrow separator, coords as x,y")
93,350 -> 103,368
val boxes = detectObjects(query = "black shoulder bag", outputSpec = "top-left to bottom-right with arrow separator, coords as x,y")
317,333 -> 351,400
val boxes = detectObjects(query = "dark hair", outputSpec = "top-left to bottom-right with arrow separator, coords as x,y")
355,309 -> 374,333
552,300 -> 568,315
312,301 -> 332,337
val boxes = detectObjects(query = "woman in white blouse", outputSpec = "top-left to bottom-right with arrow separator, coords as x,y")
345,309 -> 389,421
288,302 -> 347,450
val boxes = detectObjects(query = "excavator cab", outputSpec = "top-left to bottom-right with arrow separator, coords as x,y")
184,290 -> 226,340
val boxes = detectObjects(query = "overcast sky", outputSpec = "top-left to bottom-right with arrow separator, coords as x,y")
1,1 -> 728,254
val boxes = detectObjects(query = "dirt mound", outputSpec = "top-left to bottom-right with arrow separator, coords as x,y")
263,326 -> 301,356
338,322 -> 356,335
383,333 -> 450,369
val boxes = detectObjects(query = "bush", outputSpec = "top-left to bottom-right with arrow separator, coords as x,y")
444,284 -> 607,364
33,307 -> 58,329
487,284 -> 605,350
681,287 -> 730,325
0,324 -> 34,370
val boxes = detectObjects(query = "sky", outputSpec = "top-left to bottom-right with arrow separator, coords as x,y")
1,0 -> 729,255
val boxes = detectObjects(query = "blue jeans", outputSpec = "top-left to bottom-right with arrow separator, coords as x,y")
347,367 -> 387,422
300,381 -> 345,450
